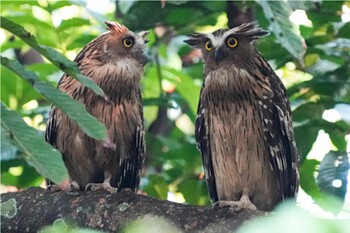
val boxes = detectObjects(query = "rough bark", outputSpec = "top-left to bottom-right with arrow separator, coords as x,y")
1,188 -> 268,233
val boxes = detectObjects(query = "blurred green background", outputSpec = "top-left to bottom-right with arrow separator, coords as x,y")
1,0 -> 349,221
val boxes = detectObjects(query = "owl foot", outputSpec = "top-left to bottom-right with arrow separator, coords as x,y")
67,181 -> 81,194
214,200 -> 257,212
85,182 -> 117,194
214,193 -> 257,212
120,187 -> 134,193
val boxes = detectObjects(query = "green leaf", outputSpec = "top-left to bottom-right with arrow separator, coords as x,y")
316,151 -> 349,214
1,56 -> 107,140
294,124 -> 319,163
0,16 -> 106,98
162,67 -> 200,117
299,159 -> 320,200
47,0 -> 72,12
338,22 -> 350,38
321,121 -> 348,151
1,103 -> 68,184
0,127 -> 18,161
58,18 -> 90,31
257,0 -> 305,63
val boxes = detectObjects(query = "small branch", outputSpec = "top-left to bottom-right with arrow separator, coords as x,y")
0,188 -> 267,233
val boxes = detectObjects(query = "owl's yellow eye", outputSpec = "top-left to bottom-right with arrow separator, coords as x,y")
123,37 -> 134,48
226,37 -> 238,48
205,40 -> 213,51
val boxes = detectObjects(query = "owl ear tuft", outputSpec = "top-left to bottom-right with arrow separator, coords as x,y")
184,34 -> 205,47
138,31 -> 150,43
105,21 -> 128,37
233,22 -> 270,41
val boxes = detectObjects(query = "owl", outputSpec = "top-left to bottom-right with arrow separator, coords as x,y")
185,22 -> 299,211
46,22 -> 148,193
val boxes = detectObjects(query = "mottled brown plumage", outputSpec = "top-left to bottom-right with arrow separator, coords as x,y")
185,22 -> 299,211
46,22 -> 148,193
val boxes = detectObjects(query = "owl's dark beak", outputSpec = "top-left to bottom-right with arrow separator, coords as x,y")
140,54 -> 148,67
214,47 -> 225,64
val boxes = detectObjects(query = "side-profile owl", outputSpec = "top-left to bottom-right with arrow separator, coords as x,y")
46,22 -> 148,193
185,22 -> 299,211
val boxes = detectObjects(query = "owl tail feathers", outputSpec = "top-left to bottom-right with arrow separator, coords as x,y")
105,21 -> 129,37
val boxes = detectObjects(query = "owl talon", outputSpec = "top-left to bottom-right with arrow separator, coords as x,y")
213,201 -> 245,213
213,199 -> 257,212
67,181 -> 80,194
85,183 -> 117,194
121,187 -> 134,193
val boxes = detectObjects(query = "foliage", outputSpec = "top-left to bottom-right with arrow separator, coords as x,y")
1,103 -> 68,184
238,202 -> 350,233
1,56 -> 106,140
1,0 -> 349,218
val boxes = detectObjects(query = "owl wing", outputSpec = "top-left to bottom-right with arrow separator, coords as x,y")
256,54 -> 299,199
45,106 -> 59,186
195,88 -> 219,203
133,95 -> 146,189
117,91 -> 145,191
45,107 -> 57,146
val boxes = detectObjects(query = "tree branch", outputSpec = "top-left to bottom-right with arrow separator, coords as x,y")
1,188 -> 267,232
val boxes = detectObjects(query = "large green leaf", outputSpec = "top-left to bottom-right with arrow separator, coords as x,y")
300,159 -> 320,199
316,151 -> 349,214
257,0 -> 305,63
1,56 -> 106,140
1,103 -> 68,184
0,16 -> 106,98
46,0 -> 73,12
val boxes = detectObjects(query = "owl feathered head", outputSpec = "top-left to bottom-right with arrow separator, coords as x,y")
105,21 -> 129,37
89,21 -> 149,66
104,21 -> 149,44
184,22 -> 269,47
184,22 -> 269,66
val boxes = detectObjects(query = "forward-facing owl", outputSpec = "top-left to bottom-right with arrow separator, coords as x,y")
46,22 -> 148,193
185,22 -> 299,211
